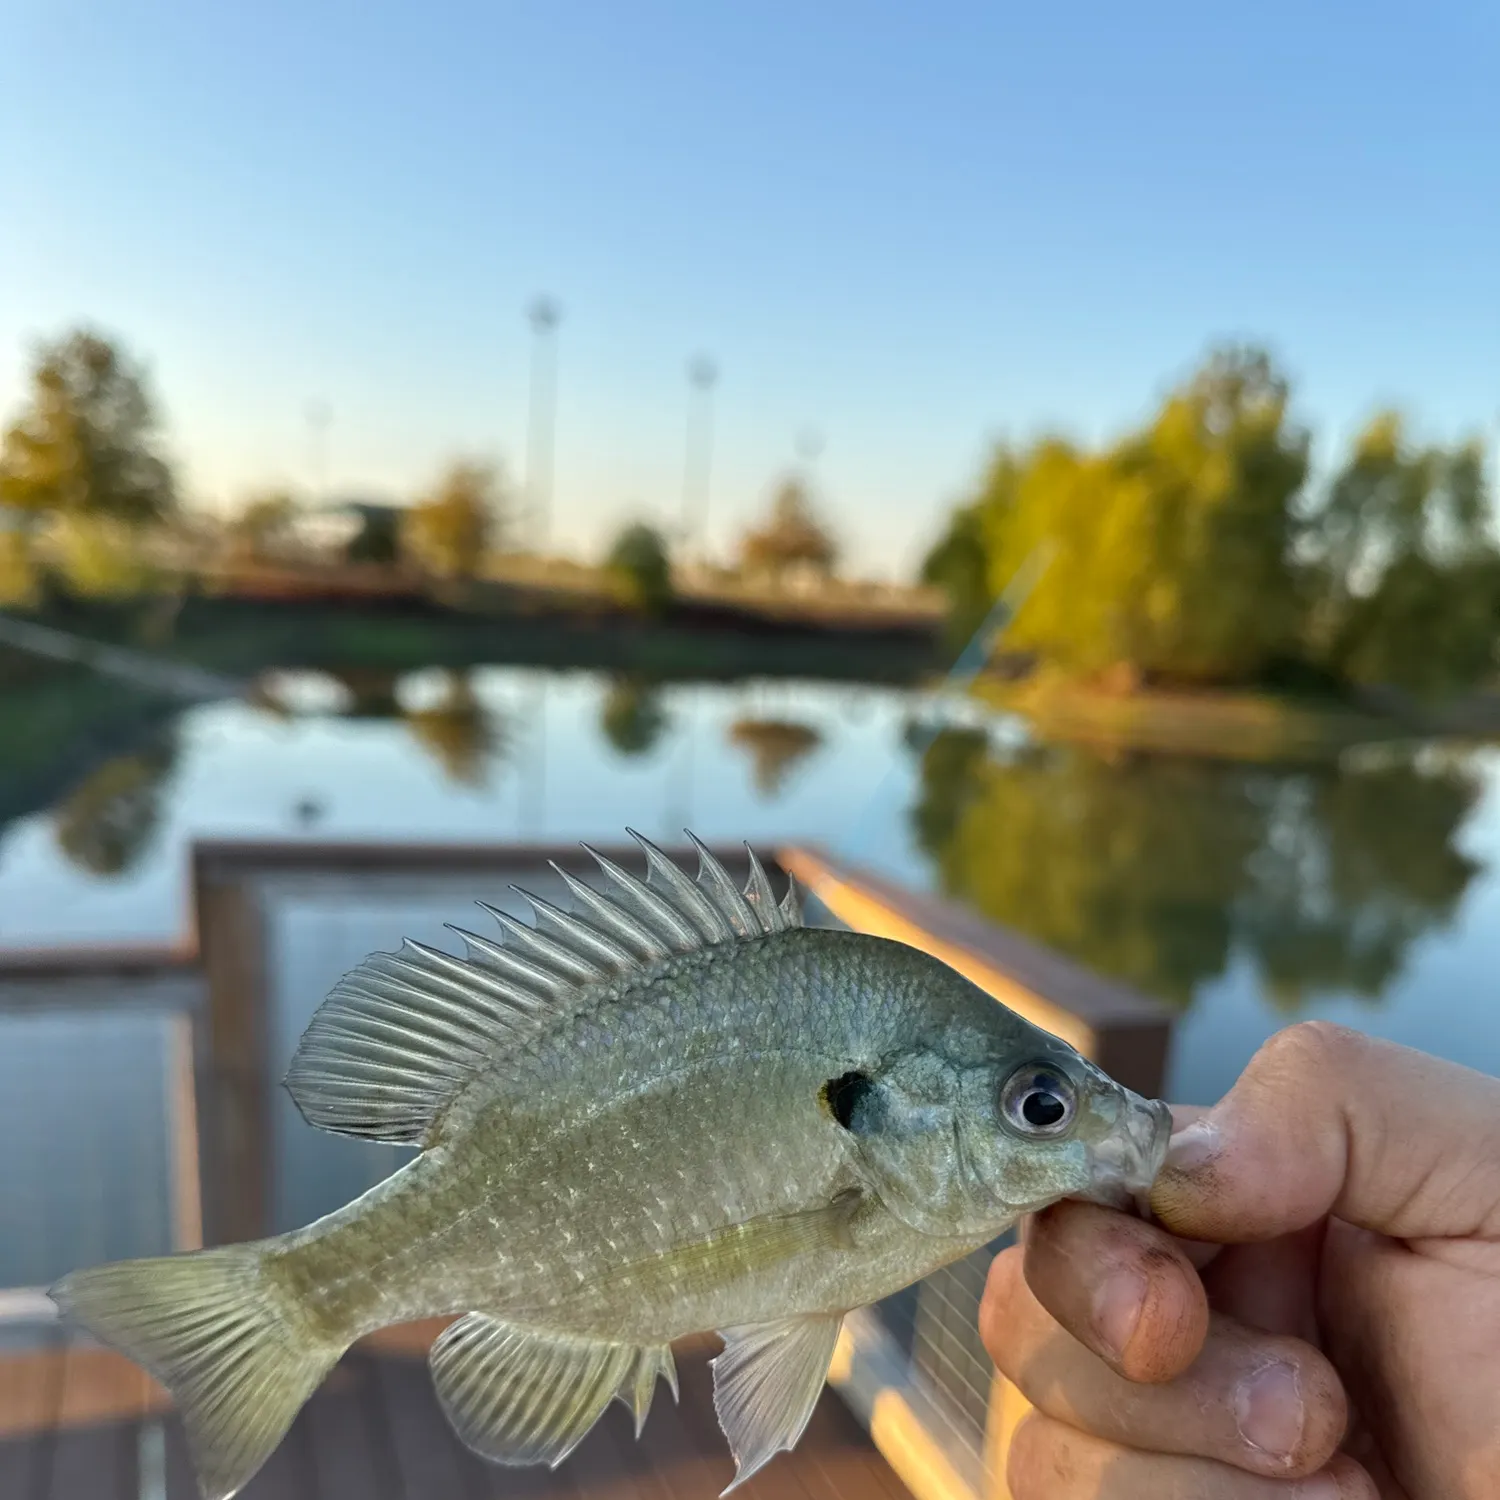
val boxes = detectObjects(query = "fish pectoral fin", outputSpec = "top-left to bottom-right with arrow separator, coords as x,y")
711,1313 -> 844,1494
429,1314 -> 676,1466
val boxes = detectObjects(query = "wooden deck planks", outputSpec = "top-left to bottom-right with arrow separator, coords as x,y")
0,1333 -> 908,1500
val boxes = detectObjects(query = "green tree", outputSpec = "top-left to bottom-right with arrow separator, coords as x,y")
50,514 -> 163,599
345,503 -> 403,566
0,524 -> 40,607
982,347 -> 1310,685
920,504 -> 990,649
740,477 -> 838,581
1302,413 -> 1499,695
227,489 -> 299,563
605,523 -> 674,615
403,460 -> 503,579
0,329 -> 175,523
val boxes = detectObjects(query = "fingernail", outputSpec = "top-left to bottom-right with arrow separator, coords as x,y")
1163,1118 -> 1221,1175
1234,1360 -> 1304,1466
1293,1476 -> 1342,1500
1092,1267 -> 1146,1361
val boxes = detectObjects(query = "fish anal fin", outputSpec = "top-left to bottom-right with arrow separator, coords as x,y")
620,1342 -> 679,1437
429,1314 -> 674,1466
283,831 -> 802,1148
711,1314 -> 844,1493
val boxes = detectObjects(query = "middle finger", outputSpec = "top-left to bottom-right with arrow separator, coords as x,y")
983,1248 -> 1349,1480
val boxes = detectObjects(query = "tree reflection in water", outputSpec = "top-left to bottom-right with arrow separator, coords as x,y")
53,734 -> 179,876
911,730 -> 1485,1013
728,718 -> 824,799
403,669 -> 506,789
327,666 -> 402,719
1238,749 -> 1483,1010
600,677 -> 671,758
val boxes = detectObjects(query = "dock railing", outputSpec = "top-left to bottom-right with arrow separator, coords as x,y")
780,845 -> 1174,1500
0,837 -> 1174,1500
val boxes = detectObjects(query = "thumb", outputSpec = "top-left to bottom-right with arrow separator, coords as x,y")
1151,1023 -> 1500,1244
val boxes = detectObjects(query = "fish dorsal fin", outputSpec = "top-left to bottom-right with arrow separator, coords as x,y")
283,831 -> 800,1146
429,1315 -> 677,1465
711,1314 -> 844,1492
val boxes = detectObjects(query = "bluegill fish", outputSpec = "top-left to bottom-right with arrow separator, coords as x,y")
52,832 -> 1171,1499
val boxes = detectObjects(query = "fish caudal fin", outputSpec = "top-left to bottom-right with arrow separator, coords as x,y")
51,1245 -> 343,1500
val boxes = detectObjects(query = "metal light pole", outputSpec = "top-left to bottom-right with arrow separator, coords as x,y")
525,297 -> 562,554
795,424 -> 825,476
680,355 -> 718,570
305,401 -> 332,506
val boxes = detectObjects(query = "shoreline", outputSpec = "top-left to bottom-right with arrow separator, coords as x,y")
977,675 -> 1500,762
22,588 -> 947,686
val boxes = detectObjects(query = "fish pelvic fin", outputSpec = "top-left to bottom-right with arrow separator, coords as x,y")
429,1314 -> 677,1465
712,1313 -> 844,1493
284,829 -> 801,1148
50,1244 -> 344,1500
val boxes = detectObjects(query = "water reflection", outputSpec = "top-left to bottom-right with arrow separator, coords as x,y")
52,734 -> 178,876
728,718 -> 824,798
1239,753 -> 1483,1011
403,669 -> 506,789
257,666 -> 510,789
913,732 -> 1486,1013
327,666 -> 402,718
7,667 -> 1500,1296
599,676 -> 670,758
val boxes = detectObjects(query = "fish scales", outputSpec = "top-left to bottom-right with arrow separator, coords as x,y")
50,832 -> 1173,1500
277,930 -> 951,1340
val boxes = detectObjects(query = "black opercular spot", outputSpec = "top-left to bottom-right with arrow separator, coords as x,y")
824,1071 -> 875,1131
1022,1091 -> 1066,1128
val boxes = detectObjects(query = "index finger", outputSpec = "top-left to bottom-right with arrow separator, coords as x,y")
1151,1024 -> 1500,1244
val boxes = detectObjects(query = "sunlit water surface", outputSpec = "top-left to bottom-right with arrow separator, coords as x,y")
5,665 -> 1500,1286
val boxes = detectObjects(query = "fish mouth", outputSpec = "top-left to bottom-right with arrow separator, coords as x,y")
1076,1092 -> 1173,1219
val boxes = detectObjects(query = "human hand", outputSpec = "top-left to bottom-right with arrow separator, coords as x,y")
979,1022 -> 1500,1498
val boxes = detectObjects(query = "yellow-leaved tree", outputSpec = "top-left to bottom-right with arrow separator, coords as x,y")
977,347 -> 1310,685
403,460 -> 504,579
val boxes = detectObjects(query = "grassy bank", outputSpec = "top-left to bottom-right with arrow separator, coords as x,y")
28,589 -> 945,686
977,675 -> 1414,762
0,652 -> 181,833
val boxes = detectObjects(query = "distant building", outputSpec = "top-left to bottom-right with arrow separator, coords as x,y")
287,497 -> 405,564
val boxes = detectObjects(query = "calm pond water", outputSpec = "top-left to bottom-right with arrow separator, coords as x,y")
4,663 -> 1500,1288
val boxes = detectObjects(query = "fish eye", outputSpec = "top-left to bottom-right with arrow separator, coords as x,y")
998,1064 -> 1077,1138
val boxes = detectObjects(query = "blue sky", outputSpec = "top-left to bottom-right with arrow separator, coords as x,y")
3,0 -> 1497,574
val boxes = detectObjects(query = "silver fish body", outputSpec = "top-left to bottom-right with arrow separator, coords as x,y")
52,835 -> 1171,1500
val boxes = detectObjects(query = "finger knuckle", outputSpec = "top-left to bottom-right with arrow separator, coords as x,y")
1006,1411 -> 1073,1499
1252,1019 -> 1365,1086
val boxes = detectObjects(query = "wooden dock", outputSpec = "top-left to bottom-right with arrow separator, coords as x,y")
0,1327 -> 907,1500
0,836 -> 1175,1500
